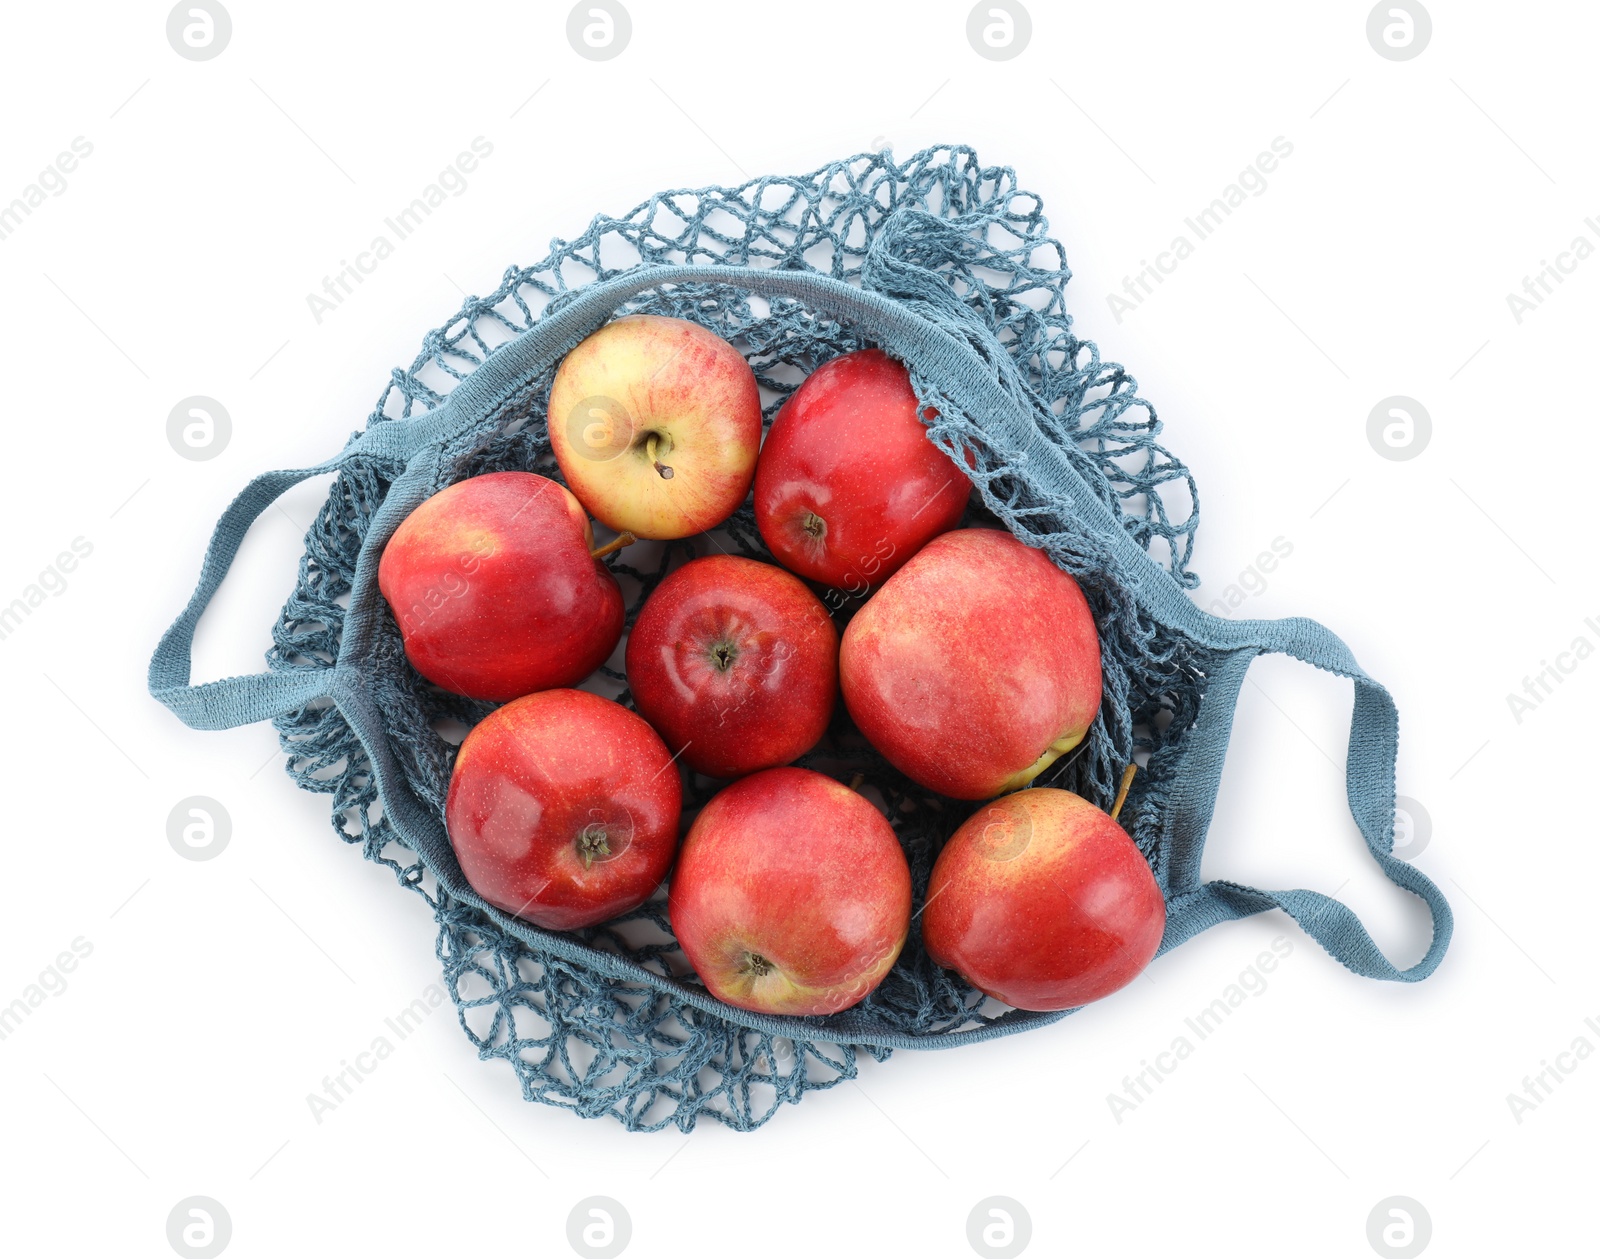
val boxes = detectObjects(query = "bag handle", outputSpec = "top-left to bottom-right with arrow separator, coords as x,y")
1155,622 -> 1452,982
148,462 -> 358,729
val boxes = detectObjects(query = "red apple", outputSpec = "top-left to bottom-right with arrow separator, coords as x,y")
668,767 -> 911,1016
754,348 -> 969,590
378,471 -> 624,702
839,528 -> 1102,800
445,688 -> 683,932
921,788 -> 1164,1010
548,315 -> 762,540
625,555 -> 838,779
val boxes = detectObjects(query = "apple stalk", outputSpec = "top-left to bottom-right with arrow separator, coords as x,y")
589,531 -> 637,561
1110,763 -> 1137,822
645,432 -> 675,480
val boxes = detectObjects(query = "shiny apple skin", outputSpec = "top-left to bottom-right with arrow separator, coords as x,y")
839,528 -> 1102,800
444,688 -> 683,932
548,315 -> 763,540
668,767 -> 912,1016
377,471 -> 624,702
625,555 -> 838,779
921,788 -> 1165,1010
754,348 -> 969,590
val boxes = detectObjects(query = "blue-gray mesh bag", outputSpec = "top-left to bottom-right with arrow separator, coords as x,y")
149,145 -> 1452,1132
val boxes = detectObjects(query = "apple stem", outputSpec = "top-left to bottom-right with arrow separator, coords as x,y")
646,432 -> 674,480
848,772 -> 866,793
589,531 -> 636,561
1111,763 -> 1137,823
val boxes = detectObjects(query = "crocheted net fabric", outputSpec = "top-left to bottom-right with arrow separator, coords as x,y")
265,145 -> 1213,1131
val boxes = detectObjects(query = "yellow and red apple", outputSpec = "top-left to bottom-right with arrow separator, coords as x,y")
548,315 -> 762,540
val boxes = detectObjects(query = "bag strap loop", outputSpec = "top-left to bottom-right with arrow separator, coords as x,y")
1156,627 -> 1452,982
149,462 -> 352,729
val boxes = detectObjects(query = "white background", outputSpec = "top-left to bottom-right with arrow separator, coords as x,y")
1,2 -> 1595,1256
